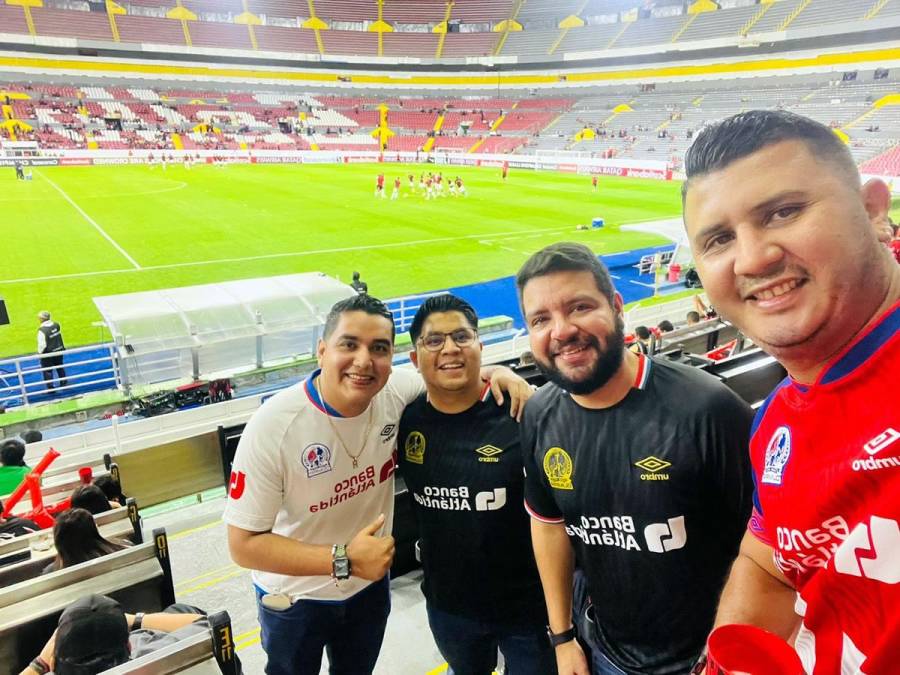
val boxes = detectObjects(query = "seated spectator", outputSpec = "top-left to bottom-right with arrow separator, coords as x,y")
0,439 -> 30,496
93,474 -> 126,507
21,594 -> 223,675
630,325 -> 652,354
686,311 -> 701,326
657,319 -> 675,333
43,508 -> 129,574
0,498 -> 40,540
21,429 -> 43,444
70,484 -> 118,515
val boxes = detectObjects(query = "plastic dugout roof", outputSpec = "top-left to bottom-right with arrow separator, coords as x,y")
93,273 -> 356,354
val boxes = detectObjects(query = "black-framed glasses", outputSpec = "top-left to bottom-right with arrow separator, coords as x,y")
418,328 -> 478,352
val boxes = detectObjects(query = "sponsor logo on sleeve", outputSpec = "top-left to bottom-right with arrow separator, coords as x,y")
475,444 -> 503,463
762,426 -> 792,485
228,470 -> 246,499
301,443 -> 333,478
634,455 -> 671,481
405,431 -> 426,464
543,447 -> 574,490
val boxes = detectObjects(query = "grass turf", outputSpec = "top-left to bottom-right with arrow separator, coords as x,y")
1,162 -> 683,358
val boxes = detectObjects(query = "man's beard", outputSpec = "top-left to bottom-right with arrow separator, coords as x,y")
535,318 -> 626,395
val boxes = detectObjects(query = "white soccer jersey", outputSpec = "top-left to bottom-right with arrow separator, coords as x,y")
223,368 -> 423,600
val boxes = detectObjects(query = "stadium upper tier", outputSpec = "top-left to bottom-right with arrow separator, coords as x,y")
3,74 -> 899,173
0,0 -> 897,63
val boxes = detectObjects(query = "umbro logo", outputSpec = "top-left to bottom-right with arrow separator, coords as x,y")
380,424 -> 397,444
852,428 -> 900,472
476,445 -> 503,463
635,456 -> 670,481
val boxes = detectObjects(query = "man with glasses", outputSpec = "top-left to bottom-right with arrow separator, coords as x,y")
398,294 -> 555,675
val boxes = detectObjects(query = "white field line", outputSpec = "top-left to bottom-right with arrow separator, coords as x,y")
37,170 -> 142,270
0,225 -> 575,285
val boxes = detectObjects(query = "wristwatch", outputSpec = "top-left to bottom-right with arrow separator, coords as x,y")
332,544 -> 351,581
547,625 -> 577,647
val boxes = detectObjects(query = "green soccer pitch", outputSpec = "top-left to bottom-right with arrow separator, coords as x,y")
0,161 -> 682,358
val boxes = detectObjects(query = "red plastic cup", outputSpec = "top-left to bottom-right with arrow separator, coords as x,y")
78,467 -> 93,484
707,624 -> 804,675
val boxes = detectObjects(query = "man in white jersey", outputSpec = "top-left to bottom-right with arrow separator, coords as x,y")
224,294 -> 530,675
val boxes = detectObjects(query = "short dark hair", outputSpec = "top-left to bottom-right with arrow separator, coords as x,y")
21,429 -> 43,444
1,439 -> 26,467
93,474 -> 123,503
516,242 -> 616,308
686,311 -> 701,323
683,110 -> 858,202
50,508 -> 128,572
657,320 -> 674,332
409,294 -> 479,344
71,484 -> 112,515
635,325 -> 651,340
323,294 -> 395,342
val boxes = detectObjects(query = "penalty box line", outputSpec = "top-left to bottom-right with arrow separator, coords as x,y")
0,225 -> 572,285
37,170 -> 142,270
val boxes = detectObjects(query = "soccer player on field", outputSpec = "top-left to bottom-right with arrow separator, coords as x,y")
501,160 -> 509,182
375,173 -> 385,199
455,176 -> 466,197
591,175 -> 598,192
425,176 -> 434,201
517,242 -> 753,674
408,173 -> 415,191
683,110 -> 900,674
391,177 -> 401,200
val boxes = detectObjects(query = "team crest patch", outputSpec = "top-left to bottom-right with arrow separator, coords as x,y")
405,431 -> 426,465
762,426 -> 792,485
543,447 -> 574,490
301,443 -> 333,478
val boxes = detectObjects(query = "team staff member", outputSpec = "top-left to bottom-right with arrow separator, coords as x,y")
37,311 -> 67,391
682,110 -> 900,673
517,243 -> 753,675
398,295 -> 554,675
224,294 -> 530,675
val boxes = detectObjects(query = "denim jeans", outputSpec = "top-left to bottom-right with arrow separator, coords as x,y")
426,602 -> 556,675
583,605 -> 627,675
255,576 -> 390,675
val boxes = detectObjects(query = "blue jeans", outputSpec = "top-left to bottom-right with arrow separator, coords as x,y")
426,602 -> 556,675
256,576 -> 390,675
583,605 -> 626,675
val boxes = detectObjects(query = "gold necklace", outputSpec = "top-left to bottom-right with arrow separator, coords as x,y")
315,376 -> 375,469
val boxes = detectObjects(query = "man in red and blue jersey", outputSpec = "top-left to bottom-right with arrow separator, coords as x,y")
683,110 -> 900,674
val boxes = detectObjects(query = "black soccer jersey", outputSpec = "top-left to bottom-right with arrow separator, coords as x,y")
398,389 -> 547,626
523,354 -> 753,675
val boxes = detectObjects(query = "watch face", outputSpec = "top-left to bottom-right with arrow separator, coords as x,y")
334,558 -> 351,579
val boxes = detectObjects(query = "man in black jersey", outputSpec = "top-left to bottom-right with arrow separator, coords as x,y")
398,294 -> 555,675
516,243 -> 753,675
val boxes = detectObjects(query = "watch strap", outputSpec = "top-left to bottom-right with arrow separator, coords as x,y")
547,625 -> 577,647
133,612 -> 145,630
29,657 -> 50,675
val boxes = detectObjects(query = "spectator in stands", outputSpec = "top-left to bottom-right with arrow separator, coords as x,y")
223,294 -> 529,675
656,319 -> 675,333
0,498 -> 40,540
682,109 -> 899,672
0,439 -> 30,496
70,484 -> 118,515
629,325 -> 652,354
94,474 -> 126,507
686,311 -> 702,326
43,508 -> 129,574
21,593 -> 216,675
21,429 -> 43,444
398,295 -> 555,675
37,311 -> 67,392
516,242 -> 753,675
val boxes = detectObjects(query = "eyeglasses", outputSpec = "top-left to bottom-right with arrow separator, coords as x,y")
418,328 -> 478,352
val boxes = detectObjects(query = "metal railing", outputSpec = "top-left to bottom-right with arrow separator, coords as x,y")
386,290 -> 450,334
0,344 -> 120,408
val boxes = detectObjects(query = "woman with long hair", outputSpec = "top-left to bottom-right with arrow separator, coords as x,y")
44,508 -> 130,573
